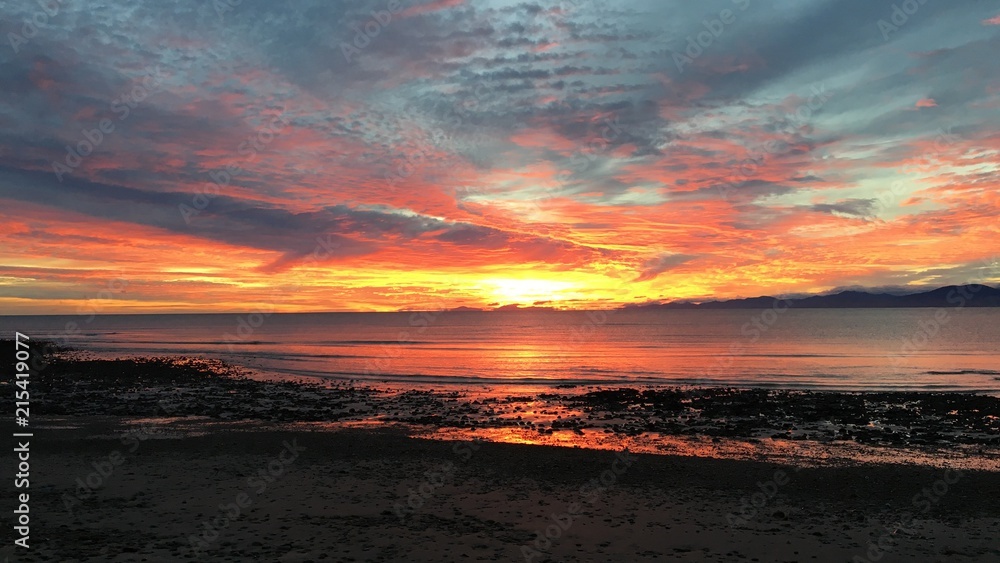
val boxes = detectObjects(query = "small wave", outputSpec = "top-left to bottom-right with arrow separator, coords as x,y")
315,340 -> 427,346
740,353 -> 850,358
925,370 -> 1000,376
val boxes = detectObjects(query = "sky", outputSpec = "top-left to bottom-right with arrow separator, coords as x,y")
1,0 -> 999,313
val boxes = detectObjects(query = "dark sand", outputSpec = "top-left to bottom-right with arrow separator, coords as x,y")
2,420 -> 999,562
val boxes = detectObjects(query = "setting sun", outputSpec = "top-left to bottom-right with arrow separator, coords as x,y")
481,278 -> 578,306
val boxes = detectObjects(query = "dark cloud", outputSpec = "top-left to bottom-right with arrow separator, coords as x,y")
810,198 -> 876,218
0,166 -> 603,270
635,253 -> 699,282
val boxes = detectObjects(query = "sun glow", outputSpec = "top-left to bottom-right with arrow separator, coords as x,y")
482,278 -> 577,305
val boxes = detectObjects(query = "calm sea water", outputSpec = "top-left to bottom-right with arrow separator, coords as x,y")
2,309 -> 999,393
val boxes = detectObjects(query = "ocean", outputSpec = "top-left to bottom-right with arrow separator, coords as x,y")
3,308 -> 999,393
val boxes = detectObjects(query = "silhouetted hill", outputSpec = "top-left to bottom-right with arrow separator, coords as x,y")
626,284 -> 1000,309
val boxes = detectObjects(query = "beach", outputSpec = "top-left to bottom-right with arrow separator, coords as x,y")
3,350 -> 999,561
3,421 -> 999,562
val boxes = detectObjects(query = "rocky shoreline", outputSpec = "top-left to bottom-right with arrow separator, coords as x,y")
11,345 -> 999,468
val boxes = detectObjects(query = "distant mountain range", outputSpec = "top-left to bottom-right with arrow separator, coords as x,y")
624,284 -> 1000,310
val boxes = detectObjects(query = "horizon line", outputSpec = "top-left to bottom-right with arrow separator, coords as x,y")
2,282 -> 997,317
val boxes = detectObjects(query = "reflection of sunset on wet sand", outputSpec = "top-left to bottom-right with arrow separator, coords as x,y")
418,427 -> 1000,472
